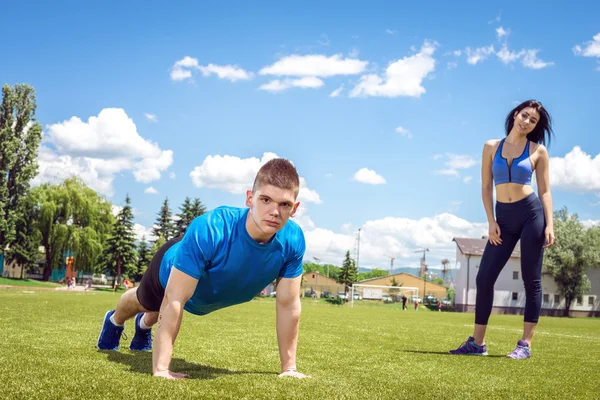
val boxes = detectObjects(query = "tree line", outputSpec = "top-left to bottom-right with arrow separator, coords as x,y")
1,83 -> 598,314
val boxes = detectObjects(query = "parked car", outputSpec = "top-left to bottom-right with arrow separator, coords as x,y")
352,293 -> 362,300
381,294 -> 393,303
92,274 -> 108,285
337,292 -> 348,301
321,291 -> 334,299
423,295 -> 438,305
409,295 -> 422,303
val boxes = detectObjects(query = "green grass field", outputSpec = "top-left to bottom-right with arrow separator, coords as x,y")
0,277 -> 62,288
1,290 -> 598,399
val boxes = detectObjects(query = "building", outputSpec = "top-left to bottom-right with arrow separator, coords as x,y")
453,237 -> 600,317
358,272 -> 447,300
301,271 -> 344,298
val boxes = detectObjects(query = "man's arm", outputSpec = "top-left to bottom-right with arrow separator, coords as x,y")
153,267 -> 198,379
275,275 -> 310,379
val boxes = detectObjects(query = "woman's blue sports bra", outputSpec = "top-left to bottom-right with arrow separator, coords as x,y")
492,138 -> 533,185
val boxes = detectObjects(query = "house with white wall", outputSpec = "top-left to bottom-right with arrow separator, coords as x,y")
453,237 -> 600,317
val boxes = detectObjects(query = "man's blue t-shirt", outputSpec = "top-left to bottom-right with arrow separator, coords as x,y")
159,206 -> 305,315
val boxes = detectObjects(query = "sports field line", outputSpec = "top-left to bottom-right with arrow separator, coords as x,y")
462,324 -> 599,341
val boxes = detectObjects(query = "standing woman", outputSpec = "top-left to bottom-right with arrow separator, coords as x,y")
450,100 -> 555,359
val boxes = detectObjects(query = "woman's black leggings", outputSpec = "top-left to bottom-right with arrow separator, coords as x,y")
475,193 -> 546,325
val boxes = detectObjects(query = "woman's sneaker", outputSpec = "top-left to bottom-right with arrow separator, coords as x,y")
449,336 -> 488,356
507,340 -> 531,359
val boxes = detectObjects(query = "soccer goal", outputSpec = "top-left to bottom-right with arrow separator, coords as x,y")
350,284 -> 419,308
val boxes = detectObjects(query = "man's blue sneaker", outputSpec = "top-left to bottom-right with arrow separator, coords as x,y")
449,336 -> 488,356
97,310 -> 125,350
129,313 -> 152,351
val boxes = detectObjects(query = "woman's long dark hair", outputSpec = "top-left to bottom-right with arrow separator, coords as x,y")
505,100 -> 553,147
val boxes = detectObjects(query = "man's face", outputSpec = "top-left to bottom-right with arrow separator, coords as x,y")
246,184 -> 300,236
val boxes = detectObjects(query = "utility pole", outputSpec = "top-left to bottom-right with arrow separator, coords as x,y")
356,228 -> 361,270
314,256 -> 328,278
384,254 -> 395,276
415,248 -> 429,300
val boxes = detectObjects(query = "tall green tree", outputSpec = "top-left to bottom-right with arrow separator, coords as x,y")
338,250 -> 358,293
134,236 -> 152,282
302,262 -> 341,281
6,191 -> 41,278
34,178 -> 114,280
98,195 -> 137,289
544,207 -> 600,316
0,84 -> 43,259
153,197 -> 176,241
175,197 -> 207,236
191,198 -> 207,218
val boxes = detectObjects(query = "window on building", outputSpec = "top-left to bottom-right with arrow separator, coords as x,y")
577,296 -> 583,306
513,271 -> 519,280
512,292 -> 518,301
543,294 -> 549,303
312,274 -> 315,279
554,294 -> 560,303
589,296 -> 595,306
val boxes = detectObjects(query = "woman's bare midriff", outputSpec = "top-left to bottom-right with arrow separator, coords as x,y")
495,183 -> 535,203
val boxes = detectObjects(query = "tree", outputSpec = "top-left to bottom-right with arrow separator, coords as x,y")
357,268 -> 388,281
302,262 -> 342,281
0,84 -> 42,260
153,198 -> 176,241
338,250 -> 358,292
98,195 -> 137,289
6,191 -> 41,278
174,197 -> 207,237
191,197 -> 207,219
34,178 -> 114,280
389,276 -> 403,297
134,236 -> 152,282
544,207 -> 600,316
432,277 -> 445,285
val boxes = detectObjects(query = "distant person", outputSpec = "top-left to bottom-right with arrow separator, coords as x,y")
450,100 -> 555,359
97,158 -> 310,380
438,301 -> 442,312
85,279 -> 92,291
414,300 -> 418,311
401,294 -> 407,310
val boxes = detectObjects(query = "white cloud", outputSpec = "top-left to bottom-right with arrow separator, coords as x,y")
463,176 -> 473,184
133,223 -> 156,242
329,85 -> 344,98
395,126 -> 412,139
353,168 -> 386,185
446,153 -> 477,169
349,40 -> 437,98
434,153 -> 477,177
573,33 -> 600,58
348,48 -> 360,58
189,152 -> 322,203
521,50 -> 554,69
302,212 -> 487,269
466,45 -> 495,65
258,77 -> 324,93
385,29 -> 397,35
550,147 -> 600,192
111,205 -> 122,217
170,56 -> 252,82
259,54 -> 368,77
169,172 -> 176,179
32,108 -> 173,196
496,45 -> 524,64
144,187 -> 158,194
447,61 -> 458,70
144,113 -> 158,122
436,169 -> 460,177
582,219 -> 600,229
298,177 -> 322,204
496,26 -> 508,40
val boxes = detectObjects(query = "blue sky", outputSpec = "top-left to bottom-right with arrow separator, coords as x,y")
2,1 -> 599,271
